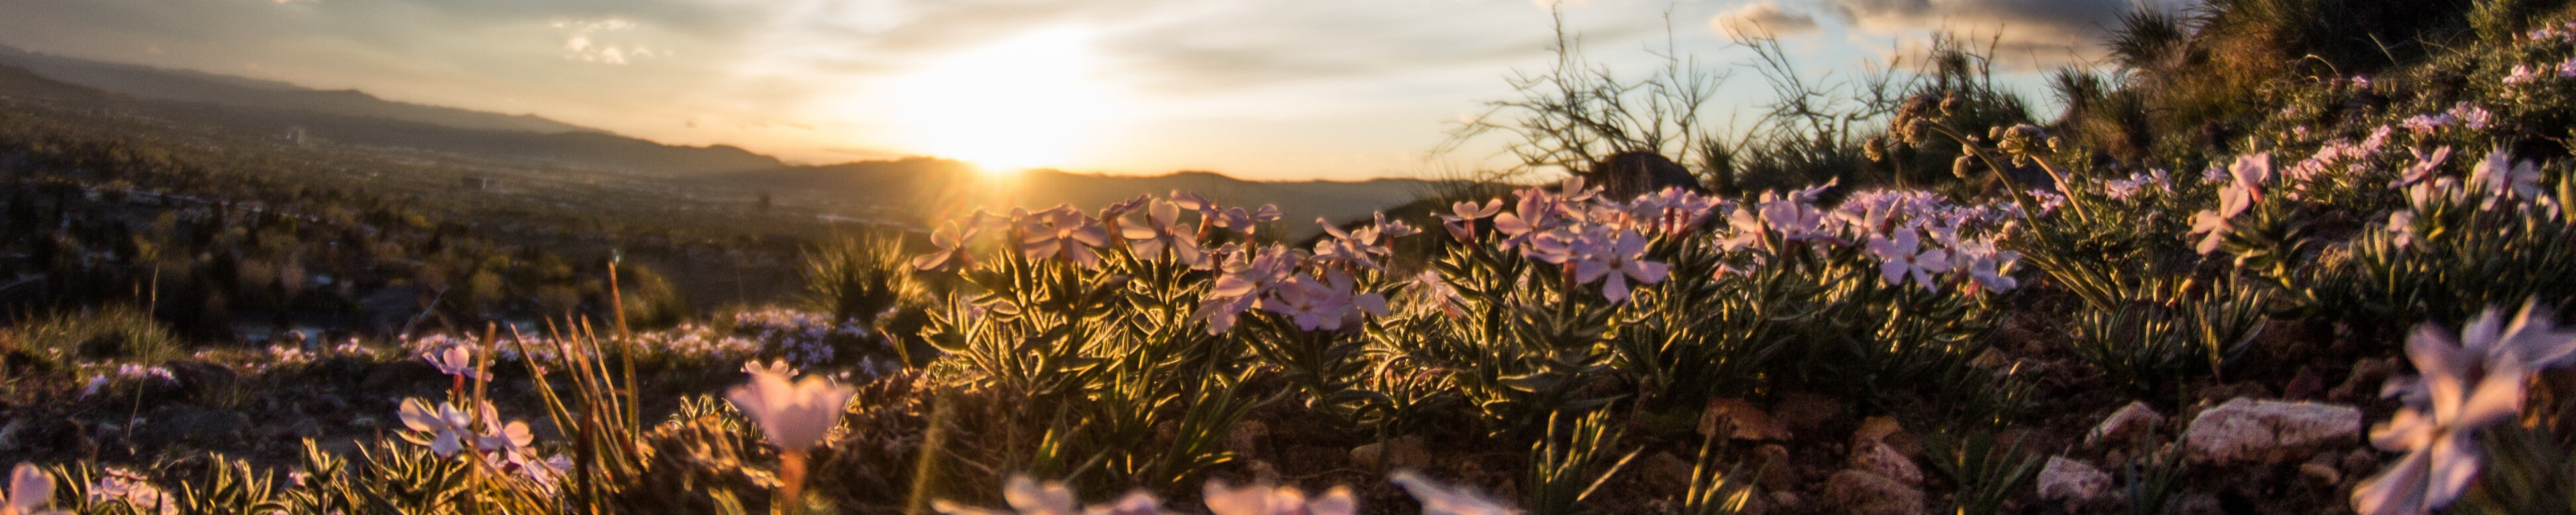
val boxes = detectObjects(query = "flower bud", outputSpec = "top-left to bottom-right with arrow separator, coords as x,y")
1940,91 -> 1963,117
1953,156 -> 1977,179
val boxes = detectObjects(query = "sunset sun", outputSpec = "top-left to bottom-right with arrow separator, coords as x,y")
885,28 -> 1122,175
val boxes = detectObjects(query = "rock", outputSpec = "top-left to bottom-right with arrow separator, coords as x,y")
1853,416 -> 1922,458
1226,420 -> 1271,459
1767,491 -> 1802,510
2036,456 -> 2111,502
164,359 -> 238,390
132,404 -> 251,447
2181,398 -> 2361,463
2087,401 -> 2167,446
1637,451 -> 1696,492
1702,398 -> 1793,441
1755,444 -> 1797,491
2328,357 -> 2398,402
1825,469 -> 1926,515
1773,391 -> 1842,432
1851,442 -> 1924,485
0,416 -> 73,453
1353,435 -> 1430,471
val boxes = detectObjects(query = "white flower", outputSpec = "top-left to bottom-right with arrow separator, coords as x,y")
1867,228 -> 1950,291
419,344 -> 488,381
2469,146 -> 2544,210
397,398 -> 480,457
1390,471 -> 1515,515
934,476 -> 1171,515
1572,230 -> 1669,304
2355,303 -> 2576,515
1121,200 -> 1204,267
2188,209 -> 2230,255
725,361 -> 856,451
86,469 -> 172,515
1204,479 -> 1356,515
4,463 -> 67,515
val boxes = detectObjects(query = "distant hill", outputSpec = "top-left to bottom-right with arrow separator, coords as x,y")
0,54 -> 1445,226
0,46 -> 593,134
715,159 -> 1449,229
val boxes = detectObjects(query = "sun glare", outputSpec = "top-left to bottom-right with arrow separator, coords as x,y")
885,29 -> 1122,175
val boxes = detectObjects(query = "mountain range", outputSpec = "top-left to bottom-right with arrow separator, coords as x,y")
0,46 -> 1443,226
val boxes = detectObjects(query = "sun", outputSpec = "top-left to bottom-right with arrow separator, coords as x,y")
884,28 -> 1122,175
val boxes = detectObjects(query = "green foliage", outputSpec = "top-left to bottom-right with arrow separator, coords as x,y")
9,304 -> 181,366
1924,430 -> 2043,515
1524,410 -> 1639,515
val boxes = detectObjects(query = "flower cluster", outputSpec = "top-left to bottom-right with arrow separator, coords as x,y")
395,398 -> 567,485
86,468 -> 173,515
934,473 -> 1494,515
2353,303 -> 2576,515
1717,185 -> 2024,294
733,308 -> 882,367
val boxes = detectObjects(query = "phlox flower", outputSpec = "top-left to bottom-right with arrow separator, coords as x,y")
1121,200 -> 1203,267
398,398 -> 483,456
935,475 -> 1171,515
1021,207 -> 1112,268
1390,471 -> 1515,515
5,463 -> 68,515
1215,205 -> 1284,236
913,221 -> 981,272
2353,303 -> 2576,515
2385,211 -> 2419,249
1401,269 -> 1469,320
2402,113 -> 2453,135
2469,146 -> 2544,210
2220,153 -> 2271,219
2391,146 -> 2453,189
1439,199 -> 1503,242
1492,188 -> 1563,252
1204,479 -> 1357,515
1573,230 -> 1669,304
1867,228 -> 1950,291
85,469 -> 170,515
2187,209 -> 2231,255
419,343 -> 488,381
1199,246 -> 1300,334
2559,56 -> 2576,78
725,361 -> 856,451
2448,103 -> 2493,130
1758,196 -> 1831,242
1260,269 -> 1387,332
2493,64 -> 2534,84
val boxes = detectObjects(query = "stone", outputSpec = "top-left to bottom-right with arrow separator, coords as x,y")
1773,391 -> 1842,432
2087,401 -> 2167,446
2182,398 -> 2361,463
1226,420 -> 1271,459
1851,442 -> 1924,485
1755,444 -> 1797,492
2328,358 -> 2399,402
1353,435 -> 1430,471
1637,451 -> 1696,492
1702,398 -> 1793,441
1824,469 -> 1926,515
2035,456 -> 2111,502
132,404 -> 251,447
1853,416 -> 1922,458
1767,491 -> 1802,510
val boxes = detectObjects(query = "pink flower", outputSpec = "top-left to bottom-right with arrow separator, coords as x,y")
1199,246 -> 1300,334
420,342 -> 489,381
1216,205 -> 1283,236
1260,269 -> 1385,332
1204,479 -> 1357,515
1389,471 -> 1512,515
1439,199 -> 1503,242
913,221 -> 982,271
1573,231 -> 1669,304
1121,200 -> 1203,266
398,398 -> 482,456
1020,207 -> 1112,268
2469,146 -> 2543,210
2390,146 -> 2453,189
2352,304 -> 2576,515
934,475 -> 1169,515
1867,228 -> 1951,291
5,463 -> 68,515
2187,209 -> 2230,255
725,361 -> 856,451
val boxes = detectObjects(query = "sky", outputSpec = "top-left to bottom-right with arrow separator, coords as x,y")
0,0 -> 2169,181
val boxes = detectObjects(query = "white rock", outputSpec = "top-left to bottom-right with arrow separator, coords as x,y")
2087,401 -> 2165,445
2181,397 -> 2361,463
2036,456 -> 2112,502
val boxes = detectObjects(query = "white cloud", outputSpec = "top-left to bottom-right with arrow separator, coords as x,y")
1714,2 -> 1820,36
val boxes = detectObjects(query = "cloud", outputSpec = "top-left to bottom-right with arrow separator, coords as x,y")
1713,2 -> 1820,36
1820,0 -> 2139,67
